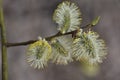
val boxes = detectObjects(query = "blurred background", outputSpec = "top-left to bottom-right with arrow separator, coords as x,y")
0,0 -> 120,80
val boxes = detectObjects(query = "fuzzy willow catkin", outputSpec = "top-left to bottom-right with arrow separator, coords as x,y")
50,35 -> 73,65
27,37 -> 52,69
53,1 -> 82,34
72,30 -> 107,65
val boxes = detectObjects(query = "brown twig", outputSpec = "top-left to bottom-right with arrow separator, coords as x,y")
6,24 -> 93,47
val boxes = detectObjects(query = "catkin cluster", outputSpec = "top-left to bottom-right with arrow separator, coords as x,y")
26,1 -> 107,75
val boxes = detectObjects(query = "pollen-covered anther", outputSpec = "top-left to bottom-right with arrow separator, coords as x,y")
27,37 -> 52,69
53,1 -> 82,34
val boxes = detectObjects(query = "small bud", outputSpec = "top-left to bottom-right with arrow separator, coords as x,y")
76,29 -> 83,37
91,16 -> 100,26
81,62 -> 99,77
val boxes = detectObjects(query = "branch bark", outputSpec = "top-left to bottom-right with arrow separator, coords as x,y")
0,0 -> 8,80
6,24 -> 93,47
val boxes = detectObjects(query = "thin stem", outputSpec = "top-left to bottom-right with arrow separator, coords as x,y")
6,31 -> 74,47
6,40 -> 37,47
0,0 -> 8,80
6,24 -> 93,47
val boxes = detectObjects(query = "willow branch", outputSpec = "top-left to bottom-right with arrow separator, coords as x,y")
0,0 -> 8,80
6,24 -> 93,47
